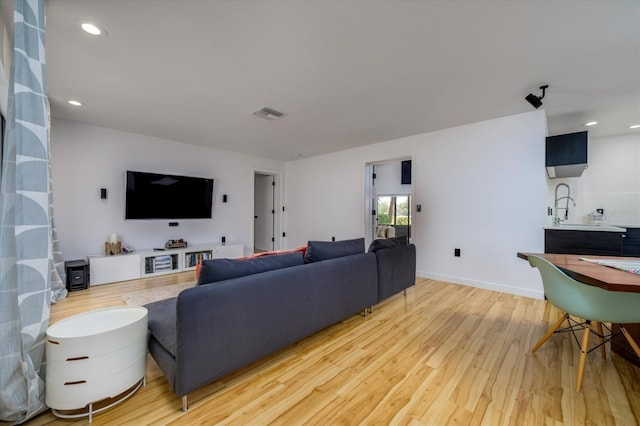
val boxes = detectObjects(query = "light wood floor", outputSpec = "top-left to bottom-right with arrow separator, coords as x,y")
17,273 -> 640,425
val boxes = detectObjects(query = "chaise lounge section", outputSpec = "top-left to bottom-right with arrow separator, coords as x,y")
144,237 -> 415,410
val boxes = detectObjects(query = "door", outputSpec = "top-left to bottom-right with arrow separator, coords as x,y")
254,173 -> 275,252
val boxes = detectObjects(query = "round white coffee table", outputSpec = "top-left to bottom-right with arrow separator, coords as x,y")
46,306 -> 148,423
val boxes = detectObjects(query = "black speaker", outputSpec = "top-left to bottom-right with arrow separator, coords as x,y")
221,236 -> 226,245
401,160 -> 411,185
525,93 -> 543,109
223,194 -> 228,203
65,260 -> 89,291
100,188 -> 107,199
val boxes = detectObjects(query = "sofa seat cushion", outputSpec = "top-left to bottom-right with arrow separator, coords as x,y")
145,297 -> 178,357
304,238 -> 365,263
197,252 -> 304,285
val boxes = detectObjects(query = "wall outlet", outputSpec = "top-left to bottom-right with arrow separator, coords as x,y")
454,248 -> 461,257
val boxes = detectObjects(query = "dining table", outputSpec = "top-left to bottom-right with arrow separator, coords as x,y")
518,252 -> 640,366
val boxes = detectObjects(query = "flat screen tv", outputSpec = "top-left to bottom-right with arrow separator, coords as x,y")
125,170 -> 214,219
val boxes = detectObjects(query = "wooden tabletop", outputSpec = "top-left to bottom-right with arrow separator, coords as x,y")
518,252 -> 640,294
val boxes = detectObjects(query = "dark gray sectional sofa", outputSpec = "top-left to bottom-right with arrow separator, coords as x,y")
144,237 -> 416,410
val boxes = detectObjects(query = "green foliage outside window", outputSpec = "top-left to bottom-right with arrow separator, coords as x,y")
377,195 -> 411,226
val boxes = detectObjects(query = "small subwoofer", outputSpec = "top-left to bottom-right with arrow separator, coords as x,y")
65,260 -> 89,292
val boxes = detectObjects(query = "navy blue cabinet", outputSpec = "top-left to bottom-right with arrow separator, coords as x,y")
544,229 -> 623,256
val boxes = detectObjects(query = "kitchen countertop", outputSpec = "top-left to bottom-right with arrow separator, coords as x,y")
544,224 -> 627,232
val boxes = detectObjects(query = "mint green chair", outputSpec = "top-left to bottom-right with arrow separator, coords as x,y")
528,255 -> 640,391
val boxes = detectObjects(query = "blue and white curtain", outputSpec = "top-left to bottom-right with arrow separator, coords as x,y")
0,0 -> 66,422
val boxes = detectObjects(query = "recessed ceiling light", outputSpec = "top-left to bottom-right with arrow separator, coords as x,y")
630,124 -> 640,129
585,121 -> 598,126
68,100 -> 83,106
80,22 -> 107,37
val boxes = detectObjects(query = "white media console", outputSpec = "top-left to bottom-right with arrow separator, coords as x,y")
89,243 -> 243,285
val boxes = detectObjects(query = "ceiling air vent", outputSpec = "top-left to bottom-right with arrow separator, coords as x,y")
252,106 -> 285,121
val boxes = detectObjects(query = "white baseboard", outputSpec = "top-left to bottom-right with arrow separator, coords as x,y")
416,270 -> 545,300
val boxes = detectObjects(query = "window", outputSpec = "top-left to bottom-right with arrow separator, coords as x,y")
377,195 -> 410,226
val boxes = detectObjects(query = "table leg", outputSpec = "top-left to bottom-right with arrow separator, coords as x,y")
611,323 -> 640,366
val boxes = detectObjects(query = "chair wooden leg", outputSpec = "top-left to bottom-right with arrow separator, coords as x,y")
576,320 -> 591,392
620,326 -> 640,358
594,321 -> 606,360
532,313 -> 569,353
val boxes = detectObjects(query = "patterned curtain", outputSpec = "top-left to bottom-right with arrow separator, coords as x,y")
0,0 -> 64,422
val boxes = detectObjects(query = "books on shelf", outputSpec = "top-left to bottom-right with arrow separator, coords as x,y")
145,254 -> 176,274
154,255 -> 173,271
185,251 -> 213,268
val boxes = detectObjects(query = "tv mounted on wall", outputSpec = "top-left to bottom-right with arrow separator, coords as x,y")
125,170 -> 214,220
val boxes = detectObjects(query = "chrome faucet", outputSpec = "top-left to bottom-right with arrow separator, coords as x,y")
554,183 -> 576,222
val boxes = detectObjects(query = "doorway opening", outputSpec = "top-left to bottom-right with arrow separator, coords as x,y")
253,171 -> 281,253
364,158 -> 413,248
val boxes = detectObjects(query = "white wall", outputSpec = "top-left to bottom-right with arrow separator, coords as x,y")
285,111 -> 548,298
547,132 -> 640,225
52,112 -> 549,297
374,161 -> 411,196
51,119 -> 285,259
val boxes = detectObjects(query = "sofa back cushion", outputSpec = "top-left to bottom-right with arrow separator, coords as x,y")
304,238 -> 365,263
197,252 -> 303,285
367,236 -> 408,253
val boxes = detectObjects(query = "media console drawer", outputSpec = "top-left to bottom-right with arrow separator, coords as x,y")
89,254 -> 141,285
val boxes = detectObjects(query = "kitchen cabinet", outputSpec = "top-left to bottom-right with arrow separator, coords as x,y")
621,227 -> 640,256
544,229 -> 624,256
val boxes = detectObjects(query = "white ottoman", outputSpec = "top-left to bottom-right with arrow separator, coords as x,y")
46,306 -> 148,423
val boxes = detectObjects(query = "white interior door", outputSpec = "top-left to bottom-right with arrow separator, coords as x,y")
254,173 -> 274,252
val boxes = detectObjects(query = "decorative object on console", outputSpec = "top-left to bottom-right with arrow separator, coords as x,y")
105,233 -> 121,256
165,239 -> 188,249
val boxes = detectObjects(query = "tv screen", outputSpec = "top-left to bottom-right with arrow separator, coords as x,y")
125,171 -> 214,219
